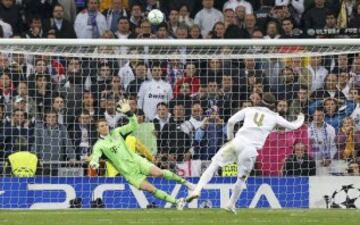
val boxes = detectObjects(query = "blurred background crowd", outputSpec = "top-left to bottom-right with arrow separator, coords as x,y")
0,0 -> 360,177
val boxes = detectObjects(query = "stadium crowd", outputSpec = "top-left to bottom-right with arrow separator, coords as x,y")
0,0 -> 360,177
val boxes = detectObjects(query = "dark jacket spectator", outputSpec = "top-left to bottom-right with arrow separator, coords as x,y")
283,141 -> 316,176
0,0 -> 22,35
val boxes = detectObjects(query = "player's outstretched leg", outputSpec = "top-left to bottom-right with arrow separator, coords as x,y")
149,165 -> 195,191
224,156 -> 256,214
139,179 -> 185,210
186,161 -> 220,203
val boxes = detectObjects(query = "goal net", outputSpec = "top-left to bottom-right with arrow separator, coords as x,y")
1,39 -> 360,209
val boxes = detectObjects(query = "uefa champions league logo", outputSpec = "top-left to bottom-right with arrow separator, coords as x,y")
324,184 -> 360,209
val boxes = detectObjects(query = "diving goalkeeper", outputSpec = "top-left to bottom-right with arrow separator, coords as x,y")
89,99 -> 193,209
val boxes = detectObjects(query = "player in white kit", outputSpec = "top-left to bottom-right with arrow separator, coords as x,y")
186,93 -> 304,213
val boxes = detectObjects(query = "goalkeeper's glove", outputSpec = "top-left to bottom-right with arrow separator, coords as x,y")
89,161 -> 99,169
116,99 -> 133,116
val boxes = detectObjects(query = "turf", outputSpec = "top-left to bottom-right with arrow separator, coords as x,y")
0,209 -> 359,225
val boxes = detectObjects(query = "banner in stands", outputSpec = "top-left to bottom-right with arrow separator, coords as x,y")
309,177 -> 360,209
0,177 -> 308,209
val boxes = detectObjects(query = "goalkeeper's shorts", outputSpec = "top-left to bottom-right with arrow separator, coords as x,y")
123,154 -> 154,189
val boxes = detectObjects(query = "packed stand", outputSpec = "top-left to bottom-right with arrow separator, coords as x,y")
0,0 -> 360,177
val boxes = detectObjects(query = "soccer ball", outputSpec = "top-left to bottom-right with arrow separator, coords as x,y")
147,9 -> 164,25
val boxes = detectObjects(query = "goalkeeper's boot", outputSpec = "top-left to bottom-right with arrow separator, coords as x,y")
223,204 -> 237,215
186,190 -> 200,203
176,198 -> 186,210
184,181 -> 195,191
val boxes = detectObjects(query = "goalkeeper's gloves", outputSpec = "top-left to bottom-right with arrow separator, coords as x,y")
116,99 -> 133,116
89,161 -> 99,169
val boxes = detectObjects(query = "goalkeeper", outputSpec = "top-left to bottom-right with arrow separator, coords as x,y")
89,99 -> 193,209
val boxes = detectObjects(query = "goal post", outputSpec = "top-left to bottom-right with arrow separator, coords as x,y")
0,39 -> 360,209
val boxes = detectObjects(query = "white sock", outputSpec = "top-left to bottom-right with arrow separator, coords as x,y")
193,162 -> 219,194
228,178 -> 246,207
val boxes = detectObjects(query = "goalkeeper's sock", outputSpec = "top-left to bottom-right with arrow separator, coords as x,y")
193,162 -> 219,194
227,178 -> 247,207
162,170 -> 186,184
152,188 -> 177,204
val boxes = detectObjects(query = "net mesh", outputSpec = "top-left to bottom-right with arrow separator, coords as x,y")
0,40 -> 360,209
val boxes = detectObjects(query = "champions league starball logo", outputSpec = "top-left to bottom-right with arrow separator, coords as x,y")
324,184 -> 360,209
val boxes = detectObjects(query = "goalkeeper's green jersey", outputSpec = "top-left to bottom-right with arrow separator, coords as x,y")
90,115 -> 140,175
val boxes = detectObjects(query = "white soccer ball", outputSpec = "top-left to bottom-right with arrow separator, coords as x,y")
147,9 -> 164,25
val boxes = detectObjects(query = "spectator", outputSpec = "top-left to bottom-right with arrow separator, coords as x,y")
249,91 -> 262,106
0,73 -> 15,115
22,16 -> 47,38
331,54 -> 350,74
29,74 -> 53,119
168,9 -> 180,37
156,22 -> 170,39
58,0 -> 78,24
219,74 -> 238,121
310,98 -> 355,133
103,0 -> 128,33
223,0 -> 253,15
81,91 -> 100,120
91,62 -> 113,101
289,84 -> 311,120
350,55 -> 360,82
310,73 -> 346,101
335,117 -> 360,161
102,97 -> 123,129
280,18 -> 301,38
193,106 -> 225,160
234,5 -> 246,28
303,0 -> 328,31
8,53 -> 33,83
308,107 -> 337,175
34,109 -> 76,176
189,24 -> 203,39
174,62 -> 200,97
350,87 -> 360,129
337,70 -> 352,100
272,66 -> 299,101
58,58 -> 85,125
126,62 -> 147,97
14,82 -> 36,120
264,21 -> 280,39
160,103 -> 192,161
200,80 -> 223,113
118,50 -> 139,89
282,141 -> 316,176
52,95 -> 73,126
194,0 -> 224,38
50,4 -> 76,39
347,160 -> 360,176
69,110 -> 97,160
114,17 -> 133,39
138,62 -> 173,121
175,23 -> 189,39
208,21 -> 226,38
276,99 -> 292,121
129,3 -> 143,32
74,0 -> 107,38
0,18 -> 13,38
136,19 -> 156,39
305,55 -> 328,93
349,1 -> 360,28
242,14 -> 257,38
178,4 -> 194,28
152,102 -> 171,135
3,109 -> 34,156
0,0 -> 22,35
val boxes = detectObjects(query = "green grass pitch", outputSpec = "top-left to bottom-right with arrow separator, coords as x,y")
1,209 -> 359,225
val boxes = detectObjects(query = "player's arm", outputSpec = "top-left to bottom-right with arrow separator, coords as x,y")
226,108 -> 246,140
276,113 -> 304,131
89,142 -> 103,169
114,99 -> 139,135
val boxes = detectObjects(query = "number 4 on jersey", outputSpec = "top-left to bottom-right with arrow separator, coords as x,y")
253,113 -> 264,127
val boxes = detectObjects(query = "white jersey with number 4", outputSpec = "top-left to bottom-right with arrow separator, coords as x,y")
227,107 -> 304,150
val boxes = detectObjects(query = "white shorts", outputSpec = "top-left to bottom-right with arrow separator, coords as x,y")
212,136 -> 258,174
